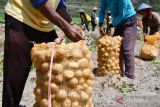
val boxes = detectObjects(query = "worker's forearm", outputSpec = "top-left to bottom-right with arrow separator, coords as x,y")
57,6 -> 72,23
38,2 -> 71,32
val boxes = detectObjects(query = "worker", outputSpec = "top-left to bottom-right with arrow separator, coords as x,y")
106,11 -> 112,27
99,0 -> 137,80
3,0 -> 84,107
91,7 -> 98,31
137,3 -> 160,38
79,9 -> 91,31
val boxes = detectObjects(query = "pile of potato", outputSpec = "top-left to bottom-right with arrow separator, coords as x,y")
140,33 -> 160,60
96,35 -> 122,77
31,40 -> 94,107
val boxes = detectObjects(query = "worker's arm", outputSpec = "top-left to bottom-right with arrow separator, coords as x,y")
30,0 -> 83,42
142,18 -> 148,37
56,0 -> 72,23
154,13 -> 160,32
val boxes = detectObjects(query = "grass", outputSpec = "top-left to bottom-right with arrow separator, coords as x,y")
72,17 -> 81,25
0,13 -> 5,23
152,59 -> 160,64
118,83 -> 137,93
89,44 -> 97,52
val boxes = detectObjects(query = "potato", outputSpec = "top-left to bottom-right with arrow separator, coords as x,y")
74,70 -> 82,78
62,98 -> 72,107
72,101 -> 79,107
52,63 -> 63,75
88,73 -> 94,80
75,85 -> 83,92
34,87 -> 42,97
82,69 -> 91,78
68,62 -> 79,69
79,78 -> 85,85
86,80 -> 94,87
81,47 -> 89,56
50,83 -> 59,94
68,91 -> 79,101
82,83 -> 88,90
72,49 -> 83,59
63,70 -> 74,80
56,89 -> 67,101
86,87 -> 93,95
40,99 -> 48,107
78,58 -> 88,68
41,62 -> 49,71
69,78 -> 78,88
80,92 -> 89,102
55,74 -> 63,84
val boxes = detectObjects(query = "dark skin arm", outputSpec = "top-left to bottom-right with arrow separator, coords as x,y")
57,6 -> 72,23
30,0 -> 84,42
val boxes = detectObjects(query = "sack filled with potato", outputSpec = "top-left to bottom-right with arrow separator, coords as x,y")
140,33 -> 160,60
96,35 -> 122,77
31,40 -> 94,107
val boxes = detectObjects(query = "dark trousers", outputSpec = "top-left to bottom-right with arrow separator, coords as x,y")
3,14 -> 58,107
84,20 -> 90,31
91,21 -> 96,31
113,15 -> 137,79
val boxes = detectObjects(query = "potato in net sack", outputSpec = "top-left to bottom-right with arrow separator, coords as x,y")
96,35 -> 122,77
140,33 -> 160,60
31,40 -> 94,107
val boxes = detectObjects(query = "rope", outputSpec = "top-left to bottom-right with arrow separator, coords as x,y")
48,43 -> 55,107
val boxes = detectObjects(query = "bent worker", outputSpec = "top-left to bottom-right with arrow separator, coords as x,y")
3,0 -> 84,107
137,3 -> 160,37
79,9 -> 91,31
99,0 -> 137,79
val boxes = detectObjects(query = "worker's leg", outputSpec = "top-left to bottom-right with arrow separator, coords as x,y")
84,20 -> 90,31
2,14 -> 57,107
121,15 -> 137,79
91,21 -> 96,31
114,15 -> 137,79
3,14 -> 33,107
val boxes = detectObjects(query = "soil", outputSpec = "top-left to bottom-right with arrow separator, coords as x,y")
0,26 -> 160,107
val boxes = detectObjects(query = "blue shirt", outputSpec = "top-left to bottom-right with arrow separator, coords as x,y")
99,0 -> 136,26
31,0 -> 66,10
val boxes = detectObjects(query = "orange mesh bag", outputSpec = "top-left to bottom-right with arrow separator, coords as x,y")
31,41 -> 94,107
140,32 -> 160,60
96,35 -> 122,77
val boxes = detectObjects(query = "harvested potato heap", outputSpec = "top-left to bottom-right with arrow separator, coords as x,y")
140,33 -> 160,60
31,40 -> 94,107
96,35 -> 122,77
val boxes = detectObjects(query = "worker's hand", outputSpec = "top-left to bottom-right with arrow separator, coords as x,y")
64,24 -> 85,42
54,37 -> 64,44
99,27 -> 107,36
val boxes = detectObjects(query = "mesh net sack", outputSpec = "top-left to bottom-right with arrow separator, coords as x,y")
31,40 -> 94,107
140,33 -> 160,60
96,35 -> 122,77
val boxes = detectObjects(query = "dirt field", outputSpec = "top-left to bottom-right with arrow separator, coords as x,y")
0,26 -> 160,107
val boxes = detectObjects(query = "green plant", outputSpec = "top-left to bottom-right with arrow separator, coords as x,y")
0,13 -> 5,23
72,17 -> 81,25
152,59 -> 160,64
89,44 -> 97,52
118,83 -> 136,93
